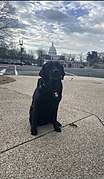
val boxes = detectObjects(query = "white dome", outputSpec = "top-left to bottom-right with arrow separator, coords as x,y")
48,42 -> 57,57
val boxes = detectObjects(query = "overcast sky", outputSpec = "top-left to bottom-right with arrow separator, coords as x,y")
8,1 -> 104,55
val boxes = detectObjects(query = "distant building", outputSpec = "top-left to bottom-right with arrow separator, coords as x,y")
93,63 -> 104,69
48,42 -> 59,60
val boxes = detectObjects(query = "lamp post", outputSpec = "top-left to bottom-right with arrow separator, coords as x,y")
19,39 -> 23,65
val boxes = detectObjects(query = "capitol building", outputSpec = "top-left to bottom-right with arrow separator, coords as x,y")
48,42 -> 59,60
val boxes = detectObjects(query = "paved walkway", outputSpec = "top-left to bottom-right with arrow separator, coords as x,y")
0,75 -> 104,179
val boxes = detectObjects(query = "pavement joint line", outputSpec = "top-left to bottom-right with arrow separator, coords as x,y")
0,86 -> 31,98
0,130 -> 54,155
68,114 -> 94,125
68,106 -> 104,127
94,114 -> 104,126
0,114 -> 94,155
64,106 -> 94,116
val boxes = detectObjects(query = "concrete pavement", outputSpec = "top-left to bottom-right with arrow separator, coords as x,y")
0,75 -> 104,179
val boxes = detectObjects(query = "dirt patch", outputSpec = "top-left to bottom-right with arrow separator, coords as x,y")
0,76 -> 16,85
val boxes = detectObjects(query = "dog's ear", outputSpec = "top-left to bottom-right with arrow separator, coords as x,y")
39,62 -> 50,78
39,66 -> 44,77
61,66 -> 65,80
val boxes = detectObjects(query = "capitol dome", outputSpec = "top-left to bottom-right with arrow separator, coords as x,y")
48,42 -> 57,60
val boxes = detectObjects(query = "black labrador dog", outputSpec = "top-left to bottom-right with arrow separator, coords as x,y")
29,61 -> 65,135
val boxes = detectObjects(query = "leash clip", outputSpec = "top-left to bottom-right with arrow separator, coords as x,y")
54,92 -> 58,97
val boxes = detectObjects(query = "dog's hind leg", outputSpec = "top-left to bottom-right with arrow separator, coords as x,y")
30,106 -> 38,135
29,105 -> 33,125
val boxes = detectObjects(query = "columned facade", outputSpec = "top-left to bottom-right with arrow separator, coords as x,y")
48,42 -> 58,60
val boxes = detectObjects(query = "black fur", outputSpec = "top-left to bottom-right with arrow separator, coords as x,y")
29,61 -> 65,135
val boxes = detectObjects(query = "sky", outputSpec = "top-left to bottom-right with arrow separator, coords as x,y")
7,1 -> 104,56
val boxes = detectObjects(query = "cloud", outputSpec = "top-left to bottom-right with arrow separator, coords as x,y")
35,9 -> 70,23
7,1 -> 104,54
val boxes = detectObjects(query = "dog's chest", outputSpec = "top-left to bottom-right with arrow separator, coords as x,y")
39,89 -> 60,105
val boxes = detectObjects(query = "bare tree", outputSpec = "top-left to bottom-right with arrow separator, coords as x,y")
28,49 -> 36,58
36,49 -> 45,66
0,1 -> 17,46
36,49 -> 45,60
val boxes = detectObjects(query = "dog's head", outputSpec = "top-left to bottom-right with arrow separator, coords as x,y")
39,61 -> 65,81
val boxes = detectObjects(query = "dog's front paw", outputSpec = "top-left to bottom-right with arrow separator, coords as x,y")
57,121 -> 62,127
53,124 -> 61,132
31,128 -> 37,135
